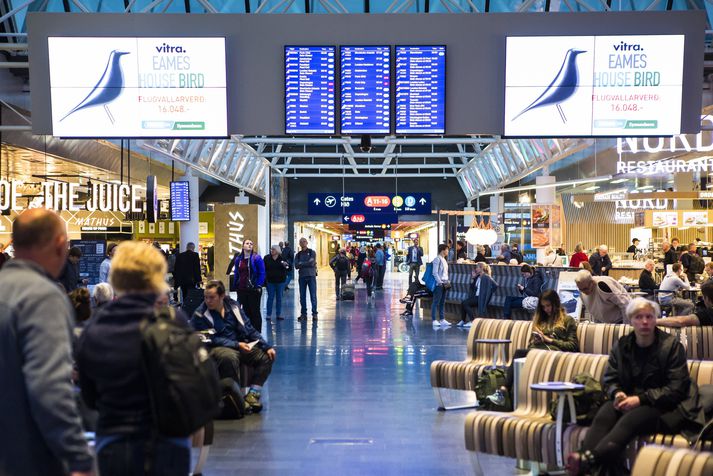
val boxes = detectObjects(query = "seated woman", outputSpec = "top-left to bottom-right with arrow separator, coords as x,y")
487,290 -> 578,406
567,298 -> 703,476
638,259 -> 658,294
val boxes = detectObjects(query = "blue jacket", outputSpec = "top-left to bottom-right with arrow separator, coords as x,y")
232,251 -> 266,289
469,274 -> 499,316
191,297 -> 271,351
0,260 -> 93,475
406,245 -> 424,266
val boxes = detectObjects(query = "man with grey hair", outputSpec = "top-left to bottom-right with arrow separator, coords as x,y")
92,282 -> 114,307
0,209 -> 94,475
588,244 -> 613,277
575,269 -> 631,324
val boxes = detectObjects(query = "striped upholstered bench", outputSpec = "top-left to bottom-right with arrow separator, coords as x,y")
631,445 -> 713,476
464,350 -> 608,469
576,322 -> 632,354
430,319 -> 532,409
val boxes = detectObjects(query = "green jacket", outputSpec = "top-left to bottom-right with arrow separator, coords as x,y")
529,314 -> 579,352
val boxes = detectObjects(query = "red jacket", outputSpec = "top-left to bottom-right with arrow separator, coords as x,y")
569,252 -> 589,268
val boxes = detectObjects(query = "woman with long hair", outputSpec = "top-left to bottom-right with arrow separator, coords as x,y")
487,290 -> 579,406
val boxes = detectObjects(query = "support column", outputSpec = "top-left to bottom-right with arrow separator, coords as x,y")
674,172 -> 694,210
490,194 -> 504,257
535,175 -> 556,264
179,170 -> 200,252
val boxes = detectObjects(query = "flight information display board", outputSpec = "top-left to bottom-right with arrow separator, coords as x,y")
340,46 -> 391,134
284,46 -> 335,134
170,181 -> 190,221
395,46 -> 446,134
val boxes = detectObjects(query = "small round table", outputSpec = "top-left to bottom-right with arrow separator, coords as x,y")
530,381 -> 585,468
474,338 -> 511,369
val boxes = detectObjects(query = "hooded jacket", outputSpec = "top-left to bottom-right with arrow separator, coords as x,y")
190,297 -> 271,351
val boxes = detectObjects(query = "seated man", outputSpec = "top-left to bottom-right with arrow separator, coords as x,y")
575,270 -> 631,324
459,262 -> 498,327
638,259 -> 658,294
658,263 -> 694,316
191,280 -> 276,413
399,281 -> 430,318
502,264 -> 542,319
658,281 -> 713,327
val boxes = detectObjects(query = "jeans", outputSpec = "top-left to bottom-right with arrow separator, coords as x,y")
98,435 -> 190,476
408,263 -> 421,286
334,271 -> 348,296
461,296 -> 480,322
431,285 -> 447,321
237,288 -> 263,332
285,268 -> 293,288
376,264 -> 386,288
265,281 -> 286,318
503,296 -> 524,319
298,275 -> 318,316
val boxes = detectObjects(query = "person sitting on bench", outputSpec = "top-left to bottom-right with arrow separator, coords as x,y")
502,264 -> 543,319
458,262 -> 498,328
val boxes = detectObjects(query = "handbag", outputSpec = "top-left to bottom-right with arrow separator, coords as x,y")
423,262 -> 436,292
522,296 -> 539,311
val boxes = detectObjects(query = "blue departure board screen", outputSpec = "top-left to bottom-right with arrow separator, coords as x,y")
170,181 -> 190,221
340,46 -> 391,134
396,46 -> 446,134
285,46 -> 336,134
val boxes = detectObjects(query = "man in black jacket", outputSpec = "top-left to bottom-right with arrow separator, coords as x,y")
174,242 -> 202,302
281,241 -> 294,290
638,259 -> 658,294
588,244 -> 613,276
58,246 -> 87,292
405,238 -> 424,286
662,241 -> 677,268
191,280 -> 275,412
502,264 -> 542,319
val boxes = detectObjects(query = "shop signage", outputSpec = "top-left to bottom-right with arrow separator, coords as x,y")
616,157 -> 713,175
616,115 -> 713,155
342,213 -> 398,226
308,192 -> 431,215
0,179 -> 143,213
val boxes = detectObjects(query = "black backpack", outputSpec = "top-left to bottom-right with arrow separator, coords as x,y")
336,256 -> 350,272
140,307 -> 221,437
217,378 -> 248,420
690,254 -> 705,275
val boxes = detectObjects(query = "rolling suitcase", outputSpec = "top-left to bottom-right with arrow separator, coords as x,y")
340,281 -> 355,301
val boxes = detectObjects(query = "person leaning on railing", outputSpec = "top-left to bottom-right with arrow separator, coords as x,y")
566,298 -> 705,476
487,290 -> 579,407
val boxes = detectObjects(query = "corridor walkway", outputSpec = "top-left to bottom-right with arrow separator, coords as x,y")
201,270 -> 516,475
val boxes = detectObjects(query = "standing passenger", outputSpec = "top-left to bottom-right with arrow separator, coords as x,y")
281,241 -> 294,290
99,242 -> 117,283
0,209 -> 93,476
264,244 -> 288,321
330,248 -> 351,299
374,243 -> 386,290
295,237 -> 318,322
232,239 -> 266,332
406,238 -> 424,286
431,244 -> 451,327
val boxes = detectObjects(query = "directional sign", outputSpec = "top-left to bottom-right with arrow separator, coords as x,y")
350,223 -> 392,230
343,212 -> 397,227
308,192 -> 431,215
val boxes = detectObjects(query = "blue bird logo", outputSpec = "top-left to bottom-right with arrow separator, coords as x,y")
60,49 -> 130,124
512,48 -> 586,124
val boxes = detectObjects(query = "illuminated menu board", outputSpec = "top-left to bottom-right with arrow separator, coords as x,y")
395,46 -> 446,134
285,46 -> 336,134
340,46 -> 391,134
505,35 -> 685,137
170,181 -> 190,221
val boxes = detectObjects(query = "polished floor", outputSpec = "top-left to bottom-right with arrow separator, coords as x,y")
201,270 -> 518,475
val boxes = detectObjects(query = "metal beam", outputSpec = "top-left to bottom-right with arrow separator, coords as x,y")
278,163 -> 463,169
262,152 -> 478,158
0,0 -> 33,27
283,173 -> 457,178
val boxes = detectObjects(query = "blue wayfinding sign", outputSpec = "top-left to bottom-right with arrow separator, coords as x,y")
308,192 -> 431,215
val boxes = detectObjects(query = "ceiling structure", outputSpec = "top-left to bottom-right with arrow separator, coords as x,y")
0,0 -> 711,201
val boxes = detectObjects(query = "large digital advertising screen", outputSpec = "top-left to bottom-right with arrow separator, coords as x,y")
285,46 -> 336,135
504,35 -> 685,137
340,46 -> 391,134
395,45 -> 446,134
48,37 -> 227,138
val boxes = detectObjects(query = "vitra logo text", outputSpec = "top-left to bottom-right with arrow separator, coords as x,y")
155,43 -> 187,54
613,41 -> 643,52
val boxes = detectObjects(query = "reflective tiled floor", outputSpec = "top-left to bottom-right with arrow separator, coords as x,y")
202,270 -> 518,475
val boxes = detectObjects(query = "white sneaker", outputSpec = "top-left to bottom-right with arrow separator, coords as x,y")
439,319 -> 451,326
455,320 -> 465,327
463,321 -> 473,328
432,320 -> 441,327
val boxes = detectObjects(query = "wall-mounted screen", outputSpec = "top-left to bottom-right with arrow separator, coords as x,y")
285,46 -> 335,135
170,181 -> 190,221
340,46 -> 391,135
504,35 -> 685,137
48,37 -> 227,138
395,45 -> 446,134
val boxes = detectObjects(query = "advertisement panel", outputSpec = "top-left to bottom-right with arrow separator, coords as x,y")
505,35 -> 685,136
531,204 -> 561,249
48,37 -> 227,137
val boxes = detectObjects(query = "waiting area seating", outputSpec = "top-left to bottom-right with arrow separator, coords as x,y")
465,349 -> 713,471
631,446 -> 713,476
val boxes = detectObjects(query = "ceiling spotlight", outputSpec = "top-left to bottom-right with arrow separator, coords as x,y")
360,135 -> 372,153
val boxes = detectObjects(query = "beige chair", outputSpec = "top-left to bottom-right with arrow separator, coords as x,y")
631,446 -> 713,476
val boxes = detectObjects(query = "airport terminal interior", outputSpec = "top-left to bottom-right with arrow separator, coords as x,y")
4,1 -> 713,475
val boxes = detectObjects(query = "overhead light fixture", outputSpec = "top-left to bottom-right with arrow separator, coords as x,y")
610,178 -> 629,184
476,175 -> 612,197
519,193 -> 531,204
584,185 -> 600,191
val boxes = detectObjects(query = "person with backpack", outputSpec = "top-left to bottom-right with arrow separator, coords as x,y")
680,242 -> 705,283
486,289 -> 579,408
231,239 -> 266,332
264,244 -> 289,321
354,246 -> 367,283
76,241 -> 200,475
566,298 -> 704,476
191,280 -> 275,414
330,248 -> 351,299
360,250 -> 376,299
